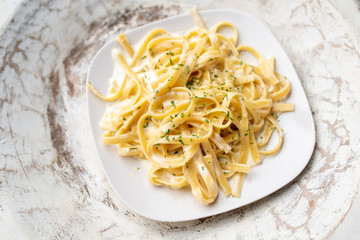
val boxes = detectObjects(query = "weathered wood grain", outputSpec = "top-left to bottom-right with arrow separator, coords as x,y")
0,0 -> 359,239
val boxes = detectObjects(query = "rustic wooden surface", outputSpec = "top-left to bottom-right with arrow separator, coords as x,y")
1,0 -> 359,239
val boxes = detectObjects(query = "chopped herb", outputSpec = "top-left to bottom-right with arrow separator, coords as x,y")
166,51 -> 174,56
178,63 -> 184,66
154,89 -> 159,94
205,119 -> 209,123
153,143 -> 160,146
179,139 -> 184,145
171,100 -> 176,108
123,117 -> 127,121
161,129 -> 170,138
169,58 -> 173,65
129,147 -> 138,150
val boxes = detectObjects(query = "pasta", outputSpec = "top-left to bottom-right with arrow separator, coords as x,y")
88,9 -> 294,205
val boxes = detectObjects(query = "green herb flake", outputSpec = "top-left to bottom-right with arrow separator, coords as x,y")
161,129 -> 171,138
186,65 -> 190,74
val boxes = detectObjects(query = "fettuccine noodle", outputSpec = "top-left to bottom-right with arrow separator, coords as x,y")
88,9 -> 294,205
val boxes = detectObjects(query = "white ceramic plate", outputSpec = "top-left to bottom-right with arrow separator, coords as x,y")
86,9 -> 315,222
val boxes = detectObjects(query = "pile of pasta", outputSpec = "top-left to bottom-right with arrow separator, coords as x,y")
88,9 -> 294,204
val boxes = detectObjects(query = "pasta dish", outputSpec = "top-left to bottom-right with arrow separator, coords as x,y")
88,9 -> 294,205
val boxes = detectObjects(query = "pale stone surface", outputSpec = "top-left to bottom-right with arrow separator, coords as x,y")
0,0 -> 359,239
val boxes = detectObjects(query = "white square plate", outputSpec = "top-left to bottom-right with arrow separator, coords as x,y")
86,9 -> 315,222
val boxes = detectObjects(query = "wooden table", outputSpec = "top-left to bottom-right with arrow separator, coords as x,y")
1,0 -> 359,239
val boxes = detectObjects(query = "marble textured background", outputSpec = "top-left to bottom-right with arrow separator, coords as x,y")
0,0 -> 359,239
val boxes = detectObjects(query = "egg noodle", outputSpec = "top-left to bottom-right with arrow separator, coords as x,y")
88,9 -> 294,205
